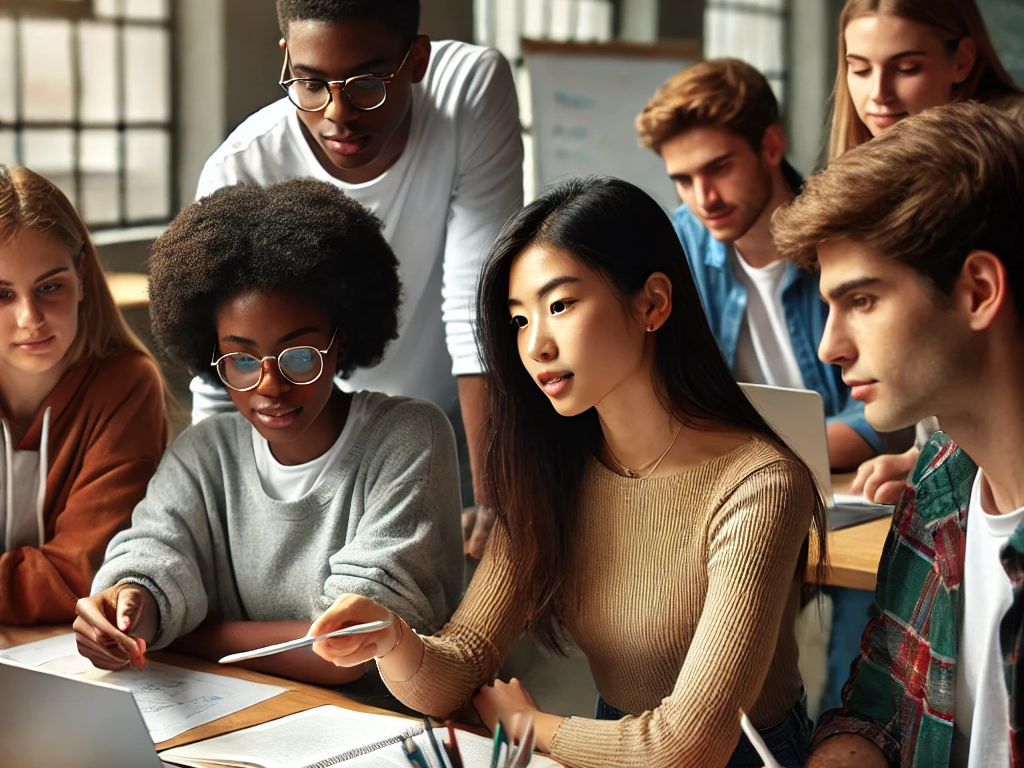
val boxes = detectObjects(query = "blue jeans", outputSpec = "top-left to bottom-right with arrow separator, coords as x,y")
820,586 -> 874,715
595,695 -> 813,768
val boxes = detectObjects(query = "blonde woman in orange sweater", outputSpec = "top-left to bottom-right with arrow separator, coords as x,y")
0,166 -> 169,624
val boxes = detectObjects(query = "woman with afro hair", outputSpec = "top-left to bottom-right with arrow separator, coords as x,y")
74,178 -> 464,685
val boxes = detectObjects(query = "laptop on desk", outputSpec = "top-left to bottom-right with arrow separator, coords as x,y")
739,383 -> 895,531
0,657 -> 174,768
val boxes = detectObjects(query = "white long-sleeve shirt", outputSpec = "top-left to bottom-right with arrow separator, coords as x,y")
191,40 -> 523,419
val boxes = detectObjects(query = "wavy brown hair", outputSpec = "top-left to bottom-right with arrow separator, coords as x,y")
776,102 -> 1024,303
829,0 -> 1020,160
477,176 -> 829,652
636,58 -> 780,153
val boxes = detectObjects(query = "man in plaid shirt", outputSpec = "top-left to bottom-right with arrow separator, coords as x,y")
772,101 -> 1024,767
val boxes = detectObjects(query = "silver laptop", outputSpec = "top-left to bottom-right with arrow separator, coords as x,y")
0,657 -> 173,768
740,383 -> 894,530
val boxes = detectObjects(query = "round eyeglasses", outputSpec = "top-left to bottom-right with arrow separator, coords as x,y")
279,47 -> 412,112
211,329 -> 338,392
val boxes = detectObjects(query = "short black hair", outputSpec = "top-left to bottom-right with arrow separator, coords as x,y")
276,0 -> 420,44
148,178 -> 401,384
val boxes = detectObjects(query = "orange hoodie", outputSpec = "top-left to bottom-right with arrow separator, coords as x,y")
0,347 -> 167,624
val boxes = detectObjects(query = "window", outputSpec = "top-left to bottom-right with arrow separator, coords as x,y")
0,0 -> 173,229
704,0 -> 788,107
474,0 -> 617,200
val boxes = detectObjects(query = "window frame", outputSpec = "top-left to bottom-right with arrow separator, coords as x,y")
0,0 -> 176,230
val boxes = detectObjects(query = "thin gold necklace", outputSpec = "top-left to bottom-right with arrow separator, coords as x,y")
605,424 -> 683,479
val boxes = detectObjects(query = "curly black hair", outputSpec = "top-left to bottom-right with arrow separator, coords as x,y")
148,178 -> 401,383
276,0 -> 420,44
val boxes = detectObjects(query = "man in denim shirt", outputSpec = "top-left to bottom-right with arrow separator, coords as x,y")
638,58 -> 885,717
637,58 -> 882,470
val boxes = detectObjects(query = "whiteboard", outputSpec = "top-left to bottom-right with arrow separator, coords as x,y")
523,39 -> 700,212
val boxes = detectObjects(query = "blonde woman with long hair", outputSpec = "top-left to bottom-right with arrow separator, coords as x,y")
0,166 -> 169,624
828,0 -> 1020,161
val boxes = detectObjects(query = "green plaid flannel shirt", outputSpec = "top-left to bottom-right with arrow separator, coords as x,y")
812,432 -> 1024,767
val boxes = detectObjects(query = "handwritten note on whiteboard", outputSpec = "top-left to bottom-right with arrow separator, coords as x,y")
0,633 -> 285,742
524,41 -> 699,213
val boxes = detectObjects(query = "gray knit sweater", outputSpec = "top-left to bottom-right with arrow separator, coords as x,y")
93,393 -> 463,649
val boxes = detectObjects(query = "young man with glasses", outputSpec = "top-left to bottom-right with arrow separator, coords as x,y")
772,102 -> 1024,768
191,0 -> 523,558
76,179 -> 464,685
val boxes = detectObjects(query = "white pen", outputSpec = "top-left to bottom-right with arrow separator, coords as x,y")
739,710 -> 784,768
218,618 -> 394,664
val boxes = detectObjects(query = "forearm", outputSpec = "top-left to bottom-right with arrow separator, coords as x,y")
805,734 -> 892,768
827,422 -> 877,471
376,617 -> 427,683
456,375 -> 488,503
529,712 -> 564,753
170,620 -> 367,685
0,548 -> 81,624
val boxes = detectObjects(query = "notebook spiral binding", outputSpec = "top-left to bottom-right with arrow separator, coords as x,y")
300,725 -> 425,768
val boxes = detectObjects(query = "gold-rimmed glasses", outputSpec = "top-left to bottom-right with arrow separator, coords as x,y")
279,47 -> 412,112
210,329 -> 338,391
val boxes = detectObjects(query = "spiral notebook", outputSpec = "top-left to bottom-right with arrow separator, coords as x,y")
159,705 -> 563,768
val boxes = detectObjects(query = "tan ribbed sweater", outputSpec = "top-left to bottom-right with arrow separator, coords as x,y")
387,437 -> 816,768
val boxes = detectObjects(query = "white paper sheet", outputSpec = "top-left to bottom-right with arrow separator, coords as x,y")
0,630 -> 77,666
0,633 -> 286,742
832,492 -> 889,508
160,706 -> 565,768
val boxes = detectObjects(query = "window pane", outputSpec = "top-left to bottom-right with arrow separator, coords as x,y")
577,0 -> 613,42
0,17 -> 14,123
125,0 -> 169,21
125,130 -> 168,220
124,26 -> 169,121
20,19 -> 74,121
22,129 -> 75,206
80,130 -> 120,225
549,0 -> 575,41
94,0 -> 121,19
79,22 -> 118,122
0,131 -> 15,167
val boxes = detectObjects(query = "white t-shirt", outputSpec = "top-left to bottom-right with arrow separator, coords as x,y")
191,40 -> 523,419
951,470 -> 1023,768
730,250 -> 805,389
252,391 -> 376,502
0,408 -> 49,553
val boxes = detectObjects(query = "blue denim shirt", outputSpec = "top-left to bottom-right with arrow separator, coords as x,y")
672,164 -> 882,453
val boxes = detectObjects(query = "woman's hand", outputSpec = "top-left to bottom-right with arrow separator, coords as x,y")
462,505 -> 496,560
73,584 -> 158,670
473,678 -> 540,740
473,679 -> 565,752
851,446 -> 919,504
309,594 -> 403,667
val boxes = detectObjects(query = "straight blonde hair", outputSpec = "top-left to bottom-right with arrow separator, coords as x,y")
829,0 -> 1020,160
0,166 -> 175,436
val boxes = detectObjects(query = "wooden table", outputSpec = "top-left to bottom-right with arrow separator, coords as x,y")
0,624 -> 404,751
808,473 -> 891,592
105,271 -> 149,310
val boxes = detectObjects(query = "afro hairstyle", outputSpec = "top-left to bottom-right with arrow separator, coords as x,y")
148,177 -> 401,384
276,0 -> 420,45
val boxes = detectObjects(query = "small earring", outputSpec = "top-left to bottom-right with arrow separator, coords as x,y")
647,324 -> 655,332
